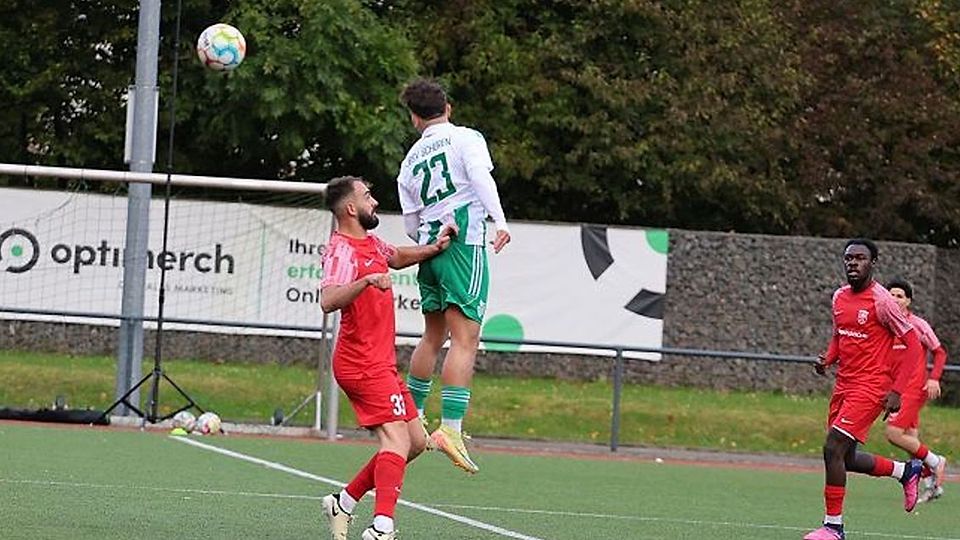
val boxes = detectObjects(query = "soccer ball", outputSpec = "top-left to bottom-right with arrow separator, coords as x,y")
195,412 -> 222,435
196,23 -> 246,71
172,410 -> 196,432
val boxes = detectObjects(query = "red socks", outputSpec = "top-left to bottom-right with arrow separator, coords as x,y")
825,484 -> 845,516
374,451 -> 407,518
345,453 -> 378,502
342,450 -> 408,519
870,456 -> 895,477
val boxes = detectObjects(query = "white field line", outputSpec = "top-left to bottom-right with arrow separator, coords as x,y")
0,478 -> 321,501
170,436 -> 544,540
431,503 -> 960,540
6,459 -> 957,540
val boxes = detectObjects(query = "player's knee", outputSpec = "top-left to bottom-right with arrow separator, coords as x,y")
884,424 -> 904,444
408,437 -> 426,460
823,434 -> 847,461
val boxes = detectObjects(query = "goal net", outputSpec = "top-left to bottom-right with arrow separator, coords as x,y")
0,166 -> 333,425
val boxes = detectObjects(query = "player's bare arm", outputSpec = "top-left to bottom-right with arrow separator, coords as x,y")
320,274 -> 391,313
388,224 -> 458,269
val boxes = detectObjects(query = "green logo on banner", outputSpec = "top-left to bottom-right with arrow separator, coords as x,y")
481,314 -> 524,352
645,229 -> 669,255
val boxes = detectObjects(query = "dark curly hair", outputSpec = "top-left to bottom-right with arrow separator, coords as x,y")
400,78 -> 448,120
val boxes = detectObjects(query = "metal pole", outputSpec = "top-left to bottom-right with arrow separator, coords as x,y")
116,0 -> 161,415
610,348 -> 624,452
323,211 -> 340,440
326,311 -> 341,440
314,310 -> 329,432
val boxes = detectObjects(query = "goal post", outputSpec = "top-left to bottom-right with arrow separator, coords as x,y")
0,162 -> 340,434
0,163 -> 327,193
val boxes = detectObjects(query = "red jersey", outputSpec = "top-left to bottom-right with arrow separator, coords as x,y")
892,313 -> 944,394
321,231 -> 397,380
826,281 -> 914,392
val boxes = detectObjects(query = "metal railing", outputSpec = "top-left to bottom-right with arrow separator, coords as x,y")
2,305 -> 957,451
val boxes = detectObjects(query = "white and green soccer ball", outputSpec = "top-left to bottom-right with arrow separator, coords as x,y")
195,412 -> 222,435
196,23 -> 246,71
172,410 -> 196,432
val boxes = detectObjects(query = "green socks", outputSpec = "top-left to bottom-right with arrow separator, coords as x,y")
406,374 -> 432,414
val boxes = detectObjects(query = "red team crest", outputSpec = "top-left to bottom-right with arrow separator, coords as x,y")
857,309 -> 869,325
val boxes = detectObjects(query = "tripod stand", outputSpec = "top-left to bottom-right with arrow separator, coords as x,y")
98,0 -> 201,425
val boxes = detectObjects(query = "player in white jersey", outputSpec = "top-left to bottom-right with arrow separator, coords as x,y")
396,79 -> 510,474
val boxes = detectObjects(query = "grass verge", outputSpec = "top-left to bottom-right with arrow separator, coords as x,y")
1,349 -> 957,459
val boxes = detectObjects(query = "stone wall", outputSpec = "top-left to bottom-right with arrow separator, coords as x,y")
2,229 -> 957,399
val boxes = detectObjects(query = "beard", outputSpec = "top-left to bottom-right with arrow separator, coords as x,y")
358,210 -> 380,230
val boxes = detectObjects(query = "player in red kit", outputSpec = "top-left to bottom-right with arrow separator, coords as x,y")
318,176 -> 456,540
804,239 -> 925,540
883,278 -> 948,503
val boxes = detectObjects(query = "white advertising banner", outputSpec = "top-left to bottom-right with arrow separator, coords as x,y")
0,187 -> 667,357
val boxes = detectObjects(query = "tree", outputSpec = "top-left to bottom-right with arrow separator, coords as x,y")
0,1 -> 139,181
379,0 -> 807,231
782,0 -> 960,246
168,0 -> 418,194
0,0 -> 419,199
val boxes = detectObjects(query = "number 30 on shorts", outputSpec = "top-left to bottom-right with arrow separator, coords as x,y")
390,394 -> 407,417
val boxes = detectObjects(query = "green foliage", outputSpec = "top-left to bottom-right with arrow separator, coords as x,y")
0,1 -> 138,175
4,1 -> 960,244
168,0 -> 418,195
383,1 -> 807,230
782,0 -> 960,245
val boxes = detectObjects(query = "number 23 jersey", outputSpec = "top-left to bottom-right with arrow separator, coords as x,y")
396,122 -> 494,246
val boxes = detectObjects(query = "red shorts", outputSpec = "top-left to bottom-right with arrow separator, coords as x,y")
886,391 -> 927,430
337,371 -> 417,428
827,387 -> 886,443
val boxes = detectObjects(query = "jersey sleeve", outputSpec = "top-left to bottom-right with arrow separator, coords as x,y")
396,166 -> 423,214
372,234 -> 398,262
823,289 -> 842,365
913,316 -> 941,352
460,129 -> 494,172
930,346 -> 948,381
874,286 -> 914,337
321,238 -> 357,288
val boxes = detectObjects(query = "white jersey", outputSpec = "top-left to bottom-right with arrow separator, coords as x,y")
397,122 -> 504,246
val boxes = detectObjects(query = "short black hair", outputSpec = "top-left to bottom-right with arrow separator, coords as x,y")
400,78 -> 448,120
886,277 -> 914,299
844,238 -> 879,260
325,176 -> 363,214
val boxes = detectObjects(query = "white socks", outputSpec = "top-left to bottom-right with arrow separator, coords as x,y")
373,515 -> 394,533
824,514 -> 843,525
442,418 -> 463,432
338,490 -> 358,514
891,461 -> 906,480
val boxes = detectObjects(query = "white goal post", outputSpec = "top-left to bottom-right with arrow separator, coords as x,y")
0,162 -> 339,436
0,163 -> 327,194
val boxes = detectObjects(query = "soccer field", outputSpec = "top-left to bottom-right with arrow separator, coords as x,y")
0,422 -> 954,540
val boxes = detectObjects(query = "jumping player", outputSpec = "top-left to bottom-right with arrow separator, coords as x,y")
396,78 -> 511,474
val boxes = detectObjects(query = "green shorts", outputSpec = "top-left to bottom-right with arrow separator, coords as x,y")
417,241 -> 489,323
